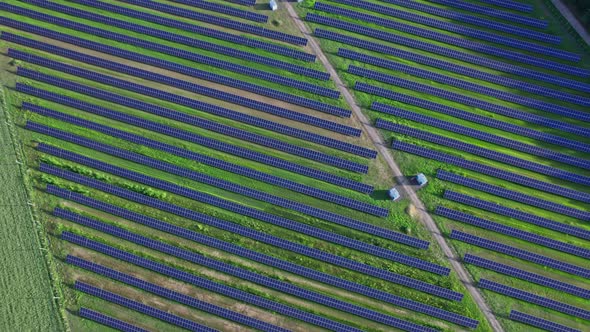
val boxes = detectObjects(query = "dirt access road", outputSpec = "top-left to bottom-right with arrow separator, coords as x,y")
283,2 -> 504,331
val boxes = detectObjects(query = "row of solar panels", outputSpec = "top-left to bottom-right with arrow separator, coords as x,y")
371,102 -> 590,166
41,168 -> 447,294
49,185 -> 459,304
378,121 -> 590,186
355,77 -> 589,138
430,0 -> 538,23
70,0 -> 307,45
79,308 -> 149,332
509,310 -> 581,332
314,29 -> 590,91
437,206 -> 590,259
305,14 -> 586,76
444,190 -> 590,241
391,141 -> 590,203
234,0 -> 256,6
438,170 -> 590,221
314,2 -> 574,61
59,209 -> 462,330
451,230 -> 590,278
372,0 -> 553,42
69,255 -> 285,332
166,0 -> 268,23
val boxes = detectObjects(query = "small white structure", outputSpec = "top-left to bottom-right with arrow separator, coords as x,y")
269,0 -> 278,11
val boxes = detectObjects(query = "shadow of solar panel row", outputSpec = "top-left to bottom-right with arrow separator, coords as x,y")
371,102 -> 590,165
392,141 -> 590,203
450,230 -> 590,278
165,0 -> 267,22
104,0 -> 307,45
509,310 -> 581,332
58,212 -> 441,331
464,254 -> 590,300
68,255 -> 288,332
355,79 -> 590,138
380,121 -> 590,186
42,170 -> 449,290
1,3 -> 316,73
444,191 -> 590,240
437,170 -> 590,221
339,46 -> 589,103
73,281 -> 217,332
436,206 -> 590,259
315,2 -> 573,60
62,232 -> 363,332
306,14 -> 584,76
376,0 -> 555,43
478,279 -> 590,320
49,188 -> 461,304
429,0 -> 538,24
315,29 -> 590,90
78,308 -> 150,332
0,30 -> 331,98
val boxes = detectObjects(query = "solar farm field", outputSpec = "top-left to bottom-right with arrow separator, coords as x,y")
296,0 -> 590,331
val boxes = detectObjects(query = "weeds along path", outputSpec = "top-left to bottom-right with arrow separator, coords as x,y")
283,2 -> 504,331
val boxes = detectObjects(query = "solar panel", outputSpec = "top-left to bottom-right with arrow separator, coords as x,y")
437,170 -> 590,221
371,101 -> 590,160
306,14 -> 585,76
375,0 -> 556,43
315,2 -> 574,61
509,310 -> 582,332
41,169 -> 449,291
74,281 -> 217,332
314,29 -> 590,92
232,0 -> 256,6
49,187 -> 461,302
450,230 -> 590,278
478,279 -> 590,320
472,0 -> 533,12
69,256 -> 289,332
59,213 -> 467,329
436,207 -> 590,259
356,79 -> 590,137
429,0 -> 539,24
165,0 -> 268,23
444,191 -> 590,241
464,254 -> 590,299
79,308 -> 149,332
378,121 -> 590,185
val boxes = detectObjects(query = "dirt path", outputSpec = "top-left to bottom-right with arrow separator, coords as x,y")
550,0 -> 590,46
282,2 -> 504,331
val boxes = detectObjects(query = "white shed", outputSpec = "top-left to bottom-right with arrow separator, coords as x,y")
269,0 -> 278,11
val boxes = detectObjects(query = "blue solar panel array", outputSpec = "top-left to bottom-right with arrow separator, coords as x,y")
234,0 -> 256,6
450,230 -> 590,278
340,49 -> 589,105
314,29 -> 590,91
41,169 -> 448,290
509,310 -> 581,332
91,0 -> 307,45
62,232 -> 364,332
79,308 -> 149,332
437,170 -> 590,221
429,0 -> 540,26
49,187 -> 461,302
74,281 -> 217,332
391,141 -> 590,204
0,2 -> 316,67
472,0 -> 534,12
0,31 -> 332,98
166,0 -> 268,22
315,2 -> 574,60
444,191 -> 590,241
436,207 -> 590,259
68,255 -> 288,332
371,101 -> 590,159
375,0 -> 556,42
355,78 -> 590,137
306,14 -> 585,76
58,211 -> 456,330
464,254 -> 590,299
478,279 -> 590,320
379,121 -> 590,186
